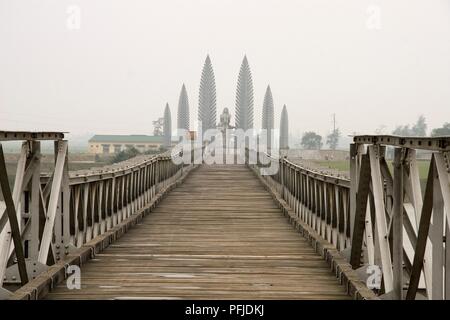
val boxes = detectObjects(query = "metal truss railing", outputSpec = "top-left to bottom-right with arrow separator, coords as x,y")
248,149 -> 352,252
249,135 -> 450,300
0,131 -> 187,297
350,136 -> 450,300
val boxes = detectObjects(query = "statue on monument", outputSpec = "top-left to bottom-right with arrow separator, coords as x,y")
217,107 -> 234,132
215,108 -> 236,158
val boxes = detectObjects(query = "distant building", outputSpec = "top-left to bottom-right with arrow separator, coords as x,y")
88,135 -> 165,154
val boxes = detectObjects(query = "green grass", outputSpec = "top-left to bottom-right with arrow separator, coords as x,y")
314,160 -> 349,172
312,159 -> 430,192
415,161 -> 430,181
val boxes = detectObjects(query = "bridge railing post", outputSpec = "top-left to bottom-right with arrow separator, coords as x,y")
392,147 -> 404,300
349,142 -> 364,243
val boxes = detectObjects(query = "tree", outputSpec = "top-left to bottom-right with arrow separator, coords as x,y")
412,115 -> 427,136
392,115 -> 427,136
326,128 -> 341,150
431,123 -> 450,136
375,124 -> 387,135
392,125 -> 411,136
301,132 -> 322,150
111,146 -> 140,164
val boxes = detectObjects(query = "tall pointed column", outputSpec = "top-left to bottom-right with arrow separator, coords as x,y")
198,55 -> 217,137
235,55 -> 254,131
163,103 -> 172,148
261,85 -> 274,150
279,104 -> 289,151
177,84 -> 190,134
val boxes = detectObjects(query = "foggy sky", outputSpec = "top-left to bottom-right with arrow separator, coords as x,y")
1,0 -> 449,140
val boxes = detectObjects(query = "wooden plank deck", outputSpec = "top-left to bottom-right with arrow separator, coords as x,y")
46,165 -> 350,300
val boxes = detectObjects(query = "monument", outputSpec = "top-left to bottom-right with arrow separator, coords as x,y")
198,55 -> 217,136
167,55 -> 288,155
235,56 -> 254,131
261,85 -> 274,151
163,103 -> 171,148
279,104 -> 289,154
217,107 -> 233,132
177,84 -> 190,132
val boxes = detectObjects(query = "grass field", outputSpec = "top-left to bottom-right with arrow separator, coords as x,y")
313,159 -> 430,191
314,160 -> 350,173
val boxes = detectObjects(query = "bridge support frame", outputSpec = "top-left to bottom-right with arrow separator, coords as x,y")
250,135 -> 450,300
0,136 -> 70,289
392,147 -> 404,300
350,136 -> 450,299
1,131 -> 192,297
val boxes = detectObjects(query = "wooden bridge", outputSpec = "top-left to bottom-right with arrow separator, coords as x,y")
1,131 -> 450,300
45,165 -> 350,300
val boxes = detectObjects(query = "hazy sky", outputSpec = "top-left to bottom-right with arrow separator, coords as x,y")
1,0 -> 449,140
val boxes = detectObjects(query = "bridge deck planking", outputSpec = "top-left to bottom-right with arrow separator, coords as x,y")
46,165 -> 350,300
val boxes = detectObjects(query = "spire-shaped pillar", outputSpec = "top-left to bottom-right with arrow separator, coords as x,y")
279,104 -> 289,155
198,55 -> 217,139
261,85 -> 274,151
235,55 -> 254,131
163,103 -> 172,148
